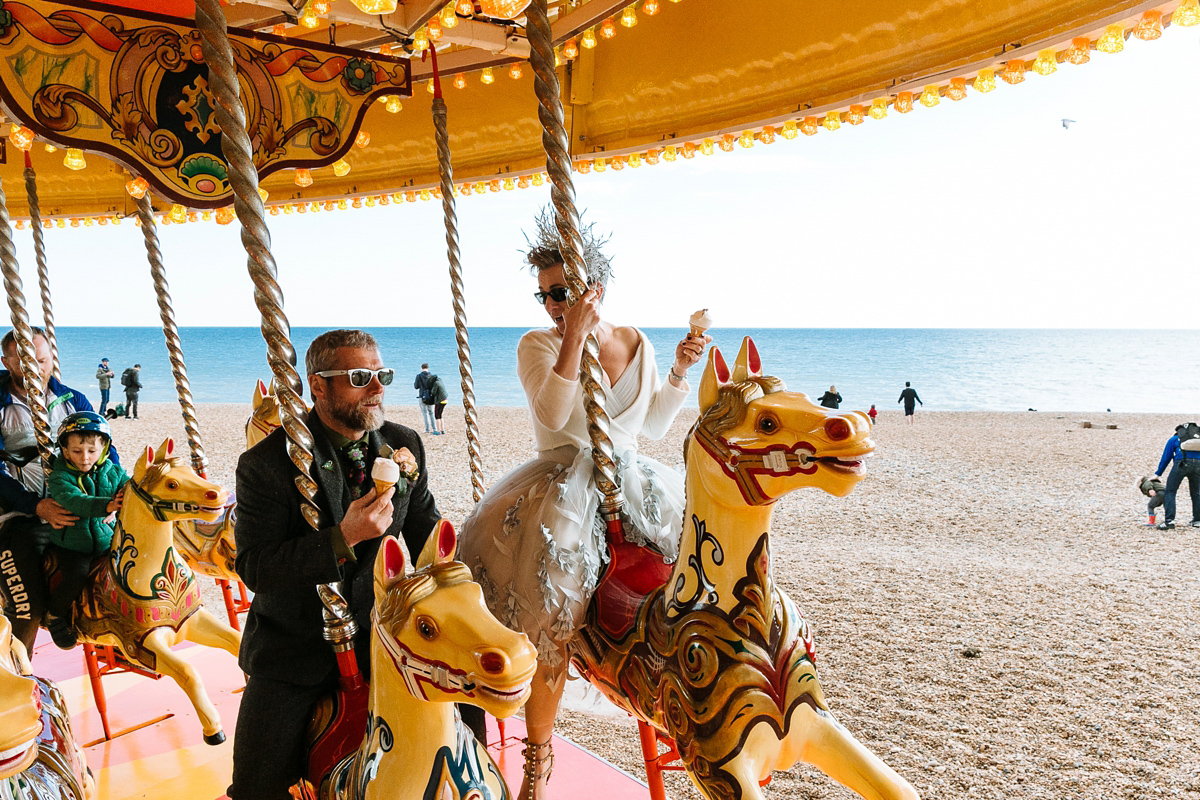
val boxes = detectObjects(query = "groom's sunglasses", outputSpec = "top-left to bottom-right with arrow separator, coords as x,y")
534,287 -> 570,305
313,368 -> 395,388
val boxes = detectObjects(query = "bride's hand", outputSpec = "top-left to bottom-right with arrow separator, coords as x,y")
673,332 -> 710,376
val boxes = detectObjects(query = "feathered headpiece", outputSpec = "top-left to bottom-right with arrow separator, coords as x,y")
524,208 -> 614,289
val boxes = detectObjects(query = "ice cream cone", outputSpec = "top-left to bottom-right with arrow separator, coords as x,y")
689,308 -> 713,338
374,479 -> 396,496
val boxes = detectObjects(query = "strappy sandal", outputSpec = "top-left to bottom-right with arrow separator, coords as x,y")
519,737 -> 554,800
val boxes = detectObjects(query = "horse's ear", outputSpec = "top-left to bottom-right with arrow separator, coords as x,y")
698,346 -> 729,414
416,519 -> 457,570
730,337 -> 761,383
143,445 -> 155,466
253,380 -> 268,409
153,438 -> 174,463
374,535 -> 407,595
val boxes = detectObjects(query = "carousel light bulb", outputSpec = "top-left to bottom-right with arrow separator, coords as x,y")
946,77 -> 967,100
333,158 -> 351,177
972,70 -> 995,93
1065,37 -> 1091,65
258,187 -> 269,202
739,130 -> 755,146
338,199 -> 348,209
645,148 -> 660,164
283,203 -> 294,214
14,220 -> 24,230
453,73 -> 467,89
350,0 -> 399,11
600,17 -> 617,38
554,47 -> 562,67
581,28 -> 597,48
502,177 -> 515,189
268,206 -> 280,216
442,3 -> 459,27
563,38 -> 579,59
759,126 -> 776,144
919,85 -> 940,107
472,183 -> 485,194
480,67 -> 495,84
612,156 -> 628,171
845,105 -> 865,124
699,138 -> 714,155
621,7 -> 638,27
894,91 -> 914,112
379,194 -> 389,205
642,0 -> 659,14
594,157 -> 607,172
869,97 -> 888,118
1133,10 -> 1162,40
294,168 -> 313,187
1001,59 -> 1025,85
272,23 -> 287,36
575,160 -> 591,174
518,175 -> 531,188
63,148 -> 86,170
1174,0 -> 1200,26
169,204 -> 187,223
9,126 -> 34,151
477,0 -> 530,17
356,130 -> 370,148
1096,24 -> 1125,53
55,219 -> 65,228
428,17 -> 443,40
426,79 -> 435,94
509,63 -> 523,79
681,142 -> 696,158
70,218 -> 80,228
365,196 -> 376,207
412,28 -> 429,51
1032,49 -> 1058,75
822,112 -> 840,131
125,177 -> 149,198
312,0 -> 330,14
44,143 -> 57,153
385,95 -> 403,112
202,210 -> 213,221
300,2 -> 319,28
532,173 -> 544,186
352,197 -> 363,208
718,134 -> 734,151
216,206 -> 236,224
791,118 -> 811,138
379,44 -> 393,56
457,0 -> 473,14
628,152 -> 643,167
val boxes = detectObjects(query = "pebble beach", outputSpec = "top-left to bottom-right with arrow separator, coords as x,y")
107,403 -> 1200,799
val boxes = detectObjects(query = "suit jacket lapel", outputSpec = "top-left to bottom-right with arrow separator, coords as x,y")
308,411 -> 347,523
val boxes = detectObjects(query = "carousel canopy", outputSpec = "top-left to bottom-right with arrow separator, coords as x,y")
0,0 -> 1191,221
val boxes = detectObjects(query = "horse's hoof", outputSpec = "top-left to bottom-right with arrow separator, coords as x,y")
203,730 -> 226,746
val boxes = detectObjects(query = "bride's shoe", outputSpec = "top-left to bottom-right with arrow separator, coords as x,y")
518,737 -> 554,800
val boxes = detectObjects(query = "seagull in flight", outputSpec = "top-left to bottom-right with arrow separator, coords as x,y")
1062,119 -> 1076,129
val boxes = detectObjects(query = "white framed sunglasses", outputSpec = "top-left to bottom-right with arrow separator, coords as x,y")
313,368 -> 395,387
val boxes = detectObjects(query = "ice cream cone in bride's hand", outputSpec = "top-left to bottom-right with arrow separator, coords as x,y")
690,308 -> 713,338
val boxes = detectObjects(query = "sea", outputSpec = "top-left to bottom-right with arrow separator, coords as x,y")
37,327 -> 1200,414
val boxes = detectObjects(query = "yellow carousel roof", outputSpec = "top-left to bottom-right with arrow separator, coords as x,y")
0,0 -> 1194,222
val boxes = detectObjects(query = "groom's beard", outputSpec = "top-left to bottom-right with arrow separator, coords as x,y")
328,393 -> 385,433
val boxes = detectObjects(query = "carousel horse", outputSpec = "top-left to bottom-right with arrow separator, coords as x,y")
571,338 -> 920,800
75,438 -> 242,744
304,522 -> 537,800
0,615 -> 94,799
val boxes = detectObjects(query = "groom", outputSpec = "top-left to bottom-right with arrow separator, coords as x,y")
228,329 -> 440,800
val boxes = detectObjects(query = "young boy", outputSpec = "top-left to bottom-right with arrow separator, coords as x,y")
1137,475 -> 1166,527
868,404 -> 878,425
43,411 -> 128,648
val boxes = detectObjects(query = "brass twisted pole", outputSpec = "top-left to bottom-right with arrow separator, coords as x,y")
195,0 -> 322,531
525,0 -> 624,524
432,92 -> 485,504
0,177 -> 54,471
22,153 -> 60,381
136,194 -> 209,476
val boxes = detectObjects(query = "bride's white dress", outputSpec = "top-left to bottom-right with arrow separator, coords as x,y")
458,327 -> 688,687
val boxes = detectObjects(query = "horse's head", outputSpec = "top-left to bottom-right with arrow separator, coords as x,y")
372,522 -> 536,718
247,380 -> 283,450
129,438 -> 230,523
687,337 -> 874,508
0,616 -> 40,779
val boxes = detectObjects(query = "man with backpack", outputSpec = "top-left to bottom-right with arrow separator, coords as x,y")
1152,422 -> 1200,530
121,364 -> 142,420
413,363 -> 435,434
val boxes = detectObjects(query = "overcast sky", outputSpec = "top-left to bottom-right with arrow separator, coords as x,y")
16,26 -> 1200,330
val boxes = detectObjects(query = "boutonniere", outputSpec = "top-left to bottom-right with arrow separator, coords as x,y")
321,460 -> 335,471
392,447 -> 420,483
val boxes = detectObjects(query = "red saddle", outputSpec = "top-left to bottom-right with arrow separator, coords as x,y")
591,526 -> 674,640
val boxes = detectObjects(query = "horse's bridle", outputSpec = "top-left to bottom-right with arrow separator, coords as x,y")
125,473 -> 220,522
692,424 -> 818,506
374,620 -> 476,700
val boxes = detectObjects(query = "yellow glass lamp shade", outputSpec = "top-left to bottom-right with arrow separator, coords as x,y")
1065,37 -> 1091,64
1175,0 -> 1200,26
845,105 -> 865,124
972,69 -> 996,93
216,206 -> 236,225
600,17 -> 617,38
476,0 -> 531,18
628,152 -> 643,167
351,0 -> 398,11
1133,11 -> 1162,41
610,156 -> 625,171
44,143 -> 56,152
1096,24 -> 1124,53
441,4 -> 459,27
822,112 -> 840,130
531,173 -> 544,186
356,130 -> 371,148
300,3 -> 318,28
169,204 -> 187,224
594,157 -> 608,171
333,159 -> 351,177
8,126 -> 34,151
869,98 -> 888,119
794,118 -> 814,137
759,127 -> 776,144
700,138 -> 715,155
945,77 -> 967,100
294,168 -> 313,187
739,129 -> 756,146
63,148 -> 87,170
621,7 -> 638,27
1001,60 -> 1025,85
575,160 -> 592,174
894,91 -> 914,112
919,85 -> 939,107
662,145 -> 678,161
581,28 -> 597,49
480,68 -> 495,84
1032,49 -> 1057,75
385,95 -> 403,112
412,28 -> 429,52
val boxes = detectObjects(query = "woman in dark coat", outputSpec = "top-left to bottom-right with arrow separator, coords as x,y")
819,385 -> 842,409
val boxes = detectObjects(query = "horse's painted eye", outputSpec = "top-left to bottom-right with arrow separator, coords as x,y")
166,480 -> 179,490
416,616 -> 438,640
757,414 -> 779,434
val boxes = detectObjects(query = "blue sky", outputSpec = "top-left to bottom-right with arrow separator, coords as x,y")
18,25 -> 1200,330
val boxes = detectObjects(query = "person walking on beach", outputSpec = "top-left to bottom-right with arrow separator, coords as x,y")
228,329 -> 440,800
414,363 -> 435,433
430,371 -> 448,435
868,404 -> 877,425
121,364 -> 141,420
898,381 -> 922,424
1151,423 -> 1200,531
95,358 -> 114,415
818,385 -> 842,409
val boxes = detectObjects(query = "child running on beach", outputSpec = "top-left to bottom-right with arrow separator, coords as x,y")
1137,475 -> 1166,527
43,411 -> 128,648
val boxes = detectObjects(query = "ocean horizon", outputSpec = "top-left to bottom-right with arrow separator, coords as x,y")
28,327 -> 1200,414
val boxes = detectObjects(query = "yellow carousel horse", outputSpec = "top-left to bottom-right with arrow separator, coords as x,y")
572,338 -> 920,800
0,615 -> 93,799
75,438 -> 242,744
305,522 -> 537,799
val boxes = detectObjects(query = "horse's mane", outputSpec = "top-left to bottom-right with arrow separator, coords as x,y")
685,375 -> 786,460
139,456 -> 186,489
375,561 -> 474,631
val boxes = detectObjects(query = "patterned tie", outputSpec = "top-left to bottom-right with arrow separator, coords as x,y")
344,441 -> 368,500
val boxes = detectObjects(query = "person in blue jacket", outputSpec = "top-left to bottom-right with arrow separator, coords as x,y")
1152,424 -> 1200,531
0,327 -> 116,651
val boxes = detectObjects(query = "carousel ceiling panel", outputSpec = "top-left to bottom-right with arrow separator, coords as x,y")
0,0 -> 1177,218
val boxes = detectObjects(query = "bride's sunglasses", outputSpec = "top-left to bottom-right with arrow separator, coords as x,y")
533,287 -> 570,305
313,368 -> 395,388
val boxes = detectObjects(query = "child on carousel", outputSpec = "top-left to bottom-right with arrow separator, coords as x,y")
42,411 -> 128,648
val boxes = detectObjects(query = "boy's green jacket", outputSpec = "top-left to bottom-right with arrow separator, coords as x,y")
46,457 -> 130,554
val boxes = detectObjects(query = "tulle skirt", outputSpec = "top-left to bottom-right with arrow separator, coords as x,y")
458,444 -> 684,686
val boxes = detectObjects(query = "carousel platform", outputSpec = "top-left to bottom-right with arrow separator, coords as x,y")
30,632 -> 648,799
